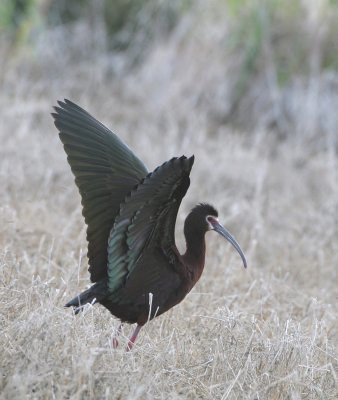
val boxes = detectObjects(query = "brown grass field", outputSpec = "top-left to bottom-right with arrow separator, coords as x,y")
1,4 -> 338,399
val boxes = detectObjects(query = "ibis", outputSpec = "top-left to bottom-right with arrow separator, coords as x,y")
52,99 -> 247,351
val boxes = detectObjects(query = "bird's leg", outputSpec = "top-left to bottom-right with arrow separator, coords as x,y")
126,324 -> 142,352
112,323 -> 123,349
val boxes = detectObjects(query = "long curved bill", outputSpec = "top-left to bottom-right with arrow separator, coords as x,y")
211,220 -> 247,269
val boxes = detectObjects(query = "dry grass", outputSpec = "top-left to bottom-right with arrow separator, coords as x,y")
1,10 -> 338,400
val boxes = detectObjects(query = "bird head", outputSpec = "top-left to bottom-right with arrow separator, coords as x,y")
185,203 -> 247,268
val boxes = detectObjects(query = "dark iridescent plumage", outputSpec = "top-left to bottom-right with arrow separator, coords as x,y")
52,99 -> 247,350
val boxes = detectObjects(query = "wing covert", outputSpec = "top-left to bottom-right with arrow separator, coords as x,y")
107,155 -> 194,294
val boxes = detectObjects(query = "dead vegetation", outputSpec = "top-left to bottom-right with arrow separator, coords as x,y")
1,1 -> 337,399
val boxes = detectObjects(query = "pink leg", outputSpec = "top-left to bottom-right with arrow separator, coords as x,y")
112,323 -> 123,349
126,324 -> 142,352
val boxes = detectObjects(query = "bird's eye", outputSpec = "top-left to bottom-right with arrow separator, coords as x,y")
206,216 -> 215,227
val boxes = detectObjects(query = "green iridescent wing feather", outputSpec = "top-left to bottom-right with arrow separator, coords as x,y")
52,99 -> 148,282
107,156 -> 194,296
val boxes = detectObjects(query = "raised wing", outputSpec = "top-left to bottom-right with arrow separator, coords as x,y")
52,99 -> 148,282
107,156 -> 194,295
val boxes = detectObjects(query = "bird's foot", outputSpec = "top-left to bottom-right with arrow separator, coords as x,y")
125,340 -> 134,352
112,323 -> 123,349
125,324 -> 142,352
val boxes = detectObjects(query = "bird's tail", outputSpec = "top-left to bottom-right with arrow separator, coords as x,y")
65,280 -> 107,314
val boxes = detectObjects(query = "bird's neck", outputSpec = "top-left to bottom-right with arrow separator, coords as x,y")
182,230 -> 206,283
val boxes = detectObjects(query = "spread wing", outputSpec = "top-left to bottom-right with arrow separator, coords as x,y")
52,99 -> 148,282
107,155 -> 194,297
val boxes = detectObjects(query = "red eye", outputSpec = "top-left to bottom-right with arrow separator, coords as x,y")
207,216 -> 215,225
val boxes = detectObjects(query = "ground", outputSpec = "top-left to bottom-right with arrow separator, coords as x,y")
1,8 -> 338,399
